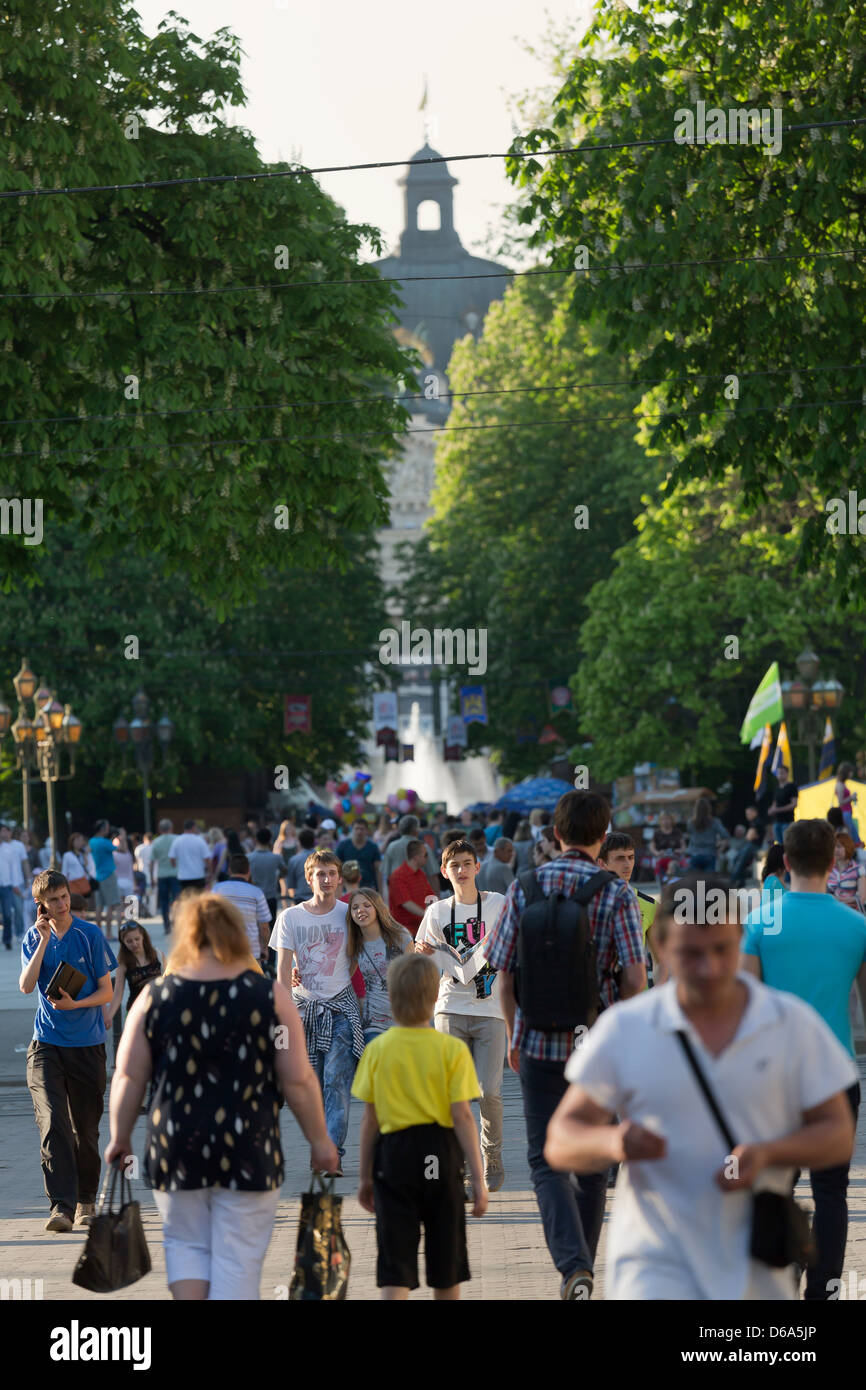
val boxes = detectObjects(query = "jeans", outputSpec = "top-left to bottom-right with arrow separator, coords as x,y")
435,1013 -> 506,1161
26,1041 -> 107,1214
519,1052 -> 608,1279
688,852 -> 716,871
773,821 -> 791,846
157,876 -> 179,932
310,1012 -> 356,1158
803,1082 -> 860,1300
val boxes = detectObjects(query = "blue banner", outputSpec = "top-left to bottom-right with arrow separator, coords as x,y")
460,685 -> 488,726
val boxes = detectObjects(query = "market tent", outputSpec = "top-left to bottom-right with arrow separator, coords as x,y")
494,776 -> 575,815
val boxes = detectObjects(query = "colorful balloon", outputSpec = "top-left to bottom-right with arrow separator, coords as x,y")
341,796 -> 352,812
387,793 -> 399,809
332,800 -> 344,817
398,798 -> 410,812
351,793 -> 366,811
405,788 -> 418,804
337,781 -> 350,796
325,779 -> 337,795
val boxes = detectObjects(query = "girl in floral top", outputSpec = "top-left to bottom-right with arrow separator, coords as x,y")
827,831 -> 866,911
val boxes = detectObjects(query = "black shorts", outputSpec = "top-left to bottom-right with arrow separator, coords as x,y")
373,1123 -> 469,1290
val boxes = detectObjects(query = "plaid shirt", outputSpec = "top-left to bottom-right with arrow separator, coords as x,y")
482,850 -> 645,1062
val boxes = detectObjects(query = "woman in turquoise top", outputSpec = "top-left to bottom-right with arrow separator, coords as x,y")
761,843 -> 789,898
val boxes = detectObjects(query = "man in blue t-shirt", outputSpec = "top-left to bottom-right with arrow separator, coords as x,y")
20,869 -> 117,1234
335,819 -> 382,892
740,817 -> 866,1301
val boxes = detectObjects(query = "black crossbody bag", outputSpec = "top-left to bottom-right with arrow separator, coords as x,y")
675,1030 -> 815,1270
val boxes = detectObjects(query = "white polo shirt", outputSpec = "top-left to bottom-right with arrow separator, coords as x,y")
565,974 -> 857,1300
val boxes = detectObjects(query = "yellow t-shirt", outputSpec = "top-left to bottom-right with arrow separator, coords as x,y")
351,1026 -> 479,1134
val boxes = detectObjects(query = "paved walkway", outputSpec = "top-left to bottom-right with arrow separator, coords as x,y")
2,923 -> 866,1301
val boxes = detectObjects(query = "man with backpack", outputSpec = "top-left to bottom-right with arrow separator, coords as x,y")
482,791 -> 646,1299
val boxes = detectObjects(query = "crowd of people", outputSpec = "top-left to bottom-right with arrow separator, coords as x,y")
10,768 -> 866,1302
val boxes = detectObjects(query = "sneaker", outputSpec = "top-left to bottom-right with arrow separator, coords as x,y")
45,1207 -> 74,1233
74,1202 -> 95,1229
561,1269 -> 593,1301
484,1157 -> 505,1193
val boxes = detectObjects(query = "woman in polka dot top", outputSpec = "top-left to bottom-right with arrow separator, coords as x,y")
105,891 -> 338,1299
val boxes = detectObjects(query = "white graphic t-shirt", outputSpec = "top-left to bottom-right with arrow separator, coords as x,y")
416,891 -> 506,1020
269,900 -> 350,1000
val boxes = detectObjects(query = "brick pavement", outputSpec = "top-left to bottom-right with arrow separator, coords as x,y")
2,931 -> 866,1301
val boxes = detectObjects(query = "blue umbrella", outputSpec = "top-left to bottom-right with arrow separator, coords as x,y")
494,776 -> 575,815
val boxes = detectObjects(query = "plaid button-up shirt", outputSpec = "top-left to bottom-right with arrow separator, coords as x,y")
482,850 -> 646,1062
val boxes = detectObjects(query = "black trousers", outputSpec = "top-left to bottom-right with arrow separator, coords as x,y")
803,1081 -> 861,1300
26,1041 -> 107,1214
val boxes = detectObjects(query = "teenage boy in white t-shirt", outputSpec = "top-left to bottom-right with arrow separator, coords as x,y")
269,848 -> 362,1174
416,838 -> 507,1194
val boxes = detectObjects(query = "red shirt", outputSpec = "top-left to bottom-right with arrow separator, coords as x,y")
388,861 -> 434,935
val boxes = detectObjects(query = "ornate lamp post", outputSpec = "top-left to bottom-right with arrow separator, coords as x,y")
0,659 -> 83,866
113,689 -> 173,834
781,649 -> 844,783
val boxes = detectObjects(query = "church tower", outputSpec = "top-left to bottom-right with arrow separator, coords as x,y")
373,142 -> 509,739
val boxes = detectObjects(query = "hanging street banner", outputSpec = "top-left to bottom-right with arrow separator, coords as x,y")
739,662 -> 784,745
284,694 -> 312,736
771,720 -> 793,778
374,690 -> 398,747
460,686 -> 488,726
446,715 -> 467,748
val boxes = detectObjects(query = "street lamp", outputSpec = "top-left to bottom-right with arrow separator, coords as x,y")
113,689 -> 173,834
781,650 -> 844,783
0,659 -> 83,864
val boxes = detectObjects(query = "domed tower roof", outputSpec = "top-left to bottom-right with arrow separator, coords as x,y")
375,142 -> 510,418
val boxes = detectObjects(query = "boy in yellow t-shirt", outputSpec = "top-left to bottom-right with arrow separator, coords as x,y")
352,952 -> 487,1299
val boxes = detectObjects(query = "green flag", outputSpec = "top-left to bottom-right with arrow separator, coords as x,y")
740,662 -> 783,745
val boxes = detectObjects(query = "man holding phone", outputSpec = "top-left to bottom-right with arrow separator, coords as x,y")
19,870 -> 117,1233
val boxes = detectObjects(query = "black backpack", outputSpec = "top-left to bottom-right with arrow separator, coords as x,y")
514,867 -> 616,1031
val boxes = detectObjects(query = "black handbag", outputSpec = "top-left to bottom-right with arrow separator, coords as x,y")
675,1030 -> 815,1270
72,1161 -> 152,1293
288,1172 -> 351,1300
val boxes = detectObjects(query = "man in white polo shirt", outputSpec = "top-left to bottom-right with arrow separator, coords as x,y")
545,871 -> 857,1300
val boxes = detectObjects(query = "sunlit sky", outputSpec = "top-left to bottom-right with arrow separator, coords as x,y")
131,0 -> 595,257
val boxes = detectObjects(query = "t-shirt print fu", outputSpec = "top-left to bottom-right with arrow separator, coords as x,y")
268,899 -> 351,1001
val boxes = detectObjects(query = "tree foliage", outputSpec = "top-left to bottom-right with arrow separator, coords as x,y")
1,1 -> 411,615
0,522 -> 388,824
507,0 -> 866,601
574,474 -> 866,785
403,274 -> 657,778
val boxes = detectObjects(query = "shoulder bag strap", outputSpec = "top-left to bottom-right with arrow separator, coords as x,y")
675,1029 -> 738,1151
518,868 -> 544,906
572,868 -> 617,905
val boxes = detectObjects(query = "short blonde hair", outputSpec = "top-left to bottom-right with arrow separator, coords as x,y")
387,953 -> 439,1026
165,891 -> 260,973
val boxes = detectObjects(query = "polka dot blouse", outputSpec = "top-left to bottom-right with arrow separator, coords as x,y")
143,971 -> 285,1192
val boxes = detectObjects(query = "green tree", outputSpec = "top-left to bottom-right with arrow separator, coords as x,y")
0,522 -> 388,825
403,274 -> 656,778
508,0 -> 866,600
1,1 -> 410,615
574,474 -> 866,786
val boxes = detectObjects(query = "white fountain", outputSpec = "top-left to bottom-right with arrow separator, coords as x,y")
359,702 -> 501,814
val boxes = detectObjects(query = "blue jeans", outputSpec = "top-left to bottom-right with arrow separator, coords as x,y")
519,1052 -> 609,1280
363,1026 -> 386,1047
310,1013 -> 357,1158
773,821 -> 791,846
688,852 -> 716,872
157,876 -> 179,933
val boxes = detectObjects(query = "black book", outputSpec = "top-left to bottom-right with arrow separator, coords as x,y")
45,961 -> 87,1001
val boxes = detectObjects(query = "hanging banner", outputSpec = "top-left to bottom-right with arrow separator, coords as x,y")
374,690 -> 398,747
284,694 -> 311,735
373,690 -> 398,732
401,744 -> 414,762
460,686 -> 488,726
446,715 -> 467,748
